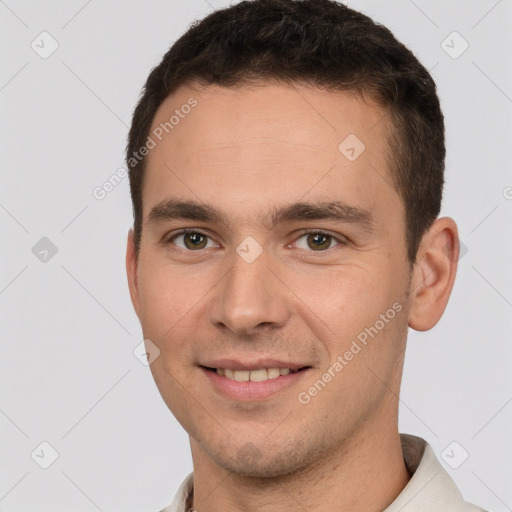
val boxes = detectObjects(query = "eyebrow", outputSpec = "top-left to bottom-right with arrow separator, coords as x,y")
148,199 -> 223,225
147,199 -> 375,234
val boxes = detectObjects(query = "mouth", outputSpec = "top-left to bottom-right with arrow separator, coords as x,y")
200,364 -> 312,401
201,365 -> 311,382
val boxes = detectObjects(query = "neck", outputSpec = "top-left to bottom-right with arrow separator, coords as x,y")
189,416 -> 410,512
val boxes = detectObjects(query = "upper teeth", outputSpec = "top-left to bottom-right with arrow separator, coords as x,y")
216,368 -> 297,382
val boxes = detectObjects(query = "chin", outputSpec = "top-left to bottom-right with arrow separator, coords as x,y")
206,438 -> 325,480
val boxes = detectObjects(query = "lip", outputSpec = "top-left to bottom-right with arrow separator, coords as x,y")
201,366 -> 311,401
200,359 -> 309,371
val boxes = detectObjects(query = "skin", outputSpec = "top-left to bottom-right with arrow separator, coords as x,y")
126,82 -> 459,512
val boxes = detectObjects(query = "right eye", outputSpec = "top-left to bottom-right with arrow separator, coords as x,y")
168,230 -> 217,250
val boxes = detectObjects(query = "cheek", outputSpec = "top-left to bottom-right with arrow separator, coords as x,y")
285,257 -> 407,364
287,261 -> 394,326
136,259 -> 194,340
136,256 -> 221,371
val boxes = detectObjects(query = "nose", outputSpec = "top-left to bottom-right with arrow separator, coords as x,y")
207,249 -> 291,335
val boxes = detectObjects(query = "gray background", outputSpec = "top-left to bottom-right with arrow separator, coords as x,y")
1,0 -> 511,510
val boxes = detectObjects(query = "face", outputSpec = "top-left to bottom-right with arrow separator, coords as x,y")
127,83 -> 414,477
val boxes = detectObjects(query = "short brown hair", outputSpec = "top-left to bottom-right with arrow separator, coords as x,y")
127,0 -> 445,266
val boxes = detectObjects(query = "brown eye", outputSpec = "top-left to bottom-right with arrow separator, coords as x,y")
171,232 -> 214,250
307,233 -> 332,250
294,232 -> 340,251
184,233 -> 207,249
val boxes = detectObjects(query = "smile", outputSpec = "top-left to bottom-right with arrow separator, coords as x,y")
206,366 -> 306,382
201,366 -> 311,400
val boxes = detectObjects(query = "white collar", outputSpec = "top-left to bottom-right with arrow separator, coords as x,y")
160,434 -> 486,512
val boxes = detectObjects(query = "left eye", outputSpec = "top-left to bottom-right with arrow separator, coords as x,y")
294,232 -> 341,251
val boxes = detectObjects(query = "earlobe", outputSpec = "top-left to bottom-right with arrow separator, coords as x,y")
408,217 -> 459,332
126,228 -> 141,320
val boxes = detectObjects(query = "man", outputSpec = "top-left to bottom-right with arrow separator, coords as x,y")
125,1 -> 487,511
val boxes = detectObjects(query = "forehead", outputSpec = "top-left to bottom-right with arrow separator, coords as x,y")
143,82 -> 401,228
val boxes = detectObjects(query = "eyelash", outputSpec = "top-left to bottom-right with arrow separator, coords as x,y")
165,228 -> 346,252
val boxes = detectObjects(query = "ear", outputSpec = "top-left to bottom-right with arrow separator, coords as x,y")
408,217 -> 459,331
126,228 -> 141,321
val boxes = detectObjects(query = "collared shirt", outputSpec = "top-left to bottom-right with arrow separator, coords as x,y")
159,433 -> 487,512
